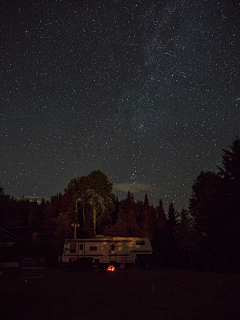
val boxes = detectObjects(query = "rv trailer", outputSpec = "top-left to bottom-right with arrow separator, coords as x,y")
62,236 -> 152,266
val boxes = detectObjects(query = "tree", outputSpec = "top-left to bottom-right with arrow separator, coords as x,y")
188,138 -> 240,272
168,202 -> 177,233
174,208 -> 203,271
218,137 -> 240,271
54,212 -> 73,252
153,199 -> 167,264
0,187 -> 14,227
189,171 -> 221,233
103,208 -> 142,237
219,137 -> 240,180
165,202 -> 178,267
156,199 -> 166,229
188,171 -> 228,271
64,170 -> 115,237
134,194 -> 151,227
218,137 -> 240,214
111,196 -> 119,225
104,192 -> 142,237
121,190 -> 135,212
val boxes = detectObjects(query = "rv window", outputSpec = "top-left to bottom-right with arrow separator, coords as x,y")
136,240 -> 145,245
90,246 -> 97,251
79,244 -> 83,250
111,244 -> 115,251
70,242 -> 76,253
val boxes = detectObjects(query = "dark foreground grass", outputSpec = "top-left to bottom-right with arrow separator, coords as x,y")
1,266 -> 240,320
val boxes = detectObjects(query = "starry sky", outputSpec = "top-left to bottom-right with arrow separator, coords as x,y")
1,0 -> 239,211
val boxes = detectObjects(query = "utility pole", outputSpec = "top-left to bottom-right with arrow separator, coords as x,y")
93,206 -> 97,238
82,202 -> 85,231
72,200 -> 80,239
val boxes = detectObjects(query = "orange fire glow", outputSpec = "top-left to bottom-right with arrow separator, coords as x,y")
107,265 -> 115,271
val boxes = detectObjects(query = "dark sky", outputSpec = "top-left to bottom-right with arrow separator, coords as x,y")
1,0 -> 239,211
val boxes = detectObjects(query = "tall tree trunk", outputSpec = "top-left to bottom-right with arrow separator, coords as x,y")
93,207 -> 97,238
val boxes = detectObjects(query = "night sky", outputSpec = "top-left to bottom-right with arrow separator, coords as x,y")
1,0 -> 239,211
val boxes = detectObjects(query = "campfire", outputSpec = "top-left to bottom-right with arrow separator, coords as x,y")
107,265 -> 115,271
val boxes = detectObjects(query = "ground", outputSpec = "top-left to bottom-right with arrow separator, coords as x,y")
0,266 -> 240,320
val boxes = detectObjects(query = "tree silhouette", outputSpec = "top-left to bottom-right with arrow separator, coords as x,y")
64,170 -> 115,237
165,202 -> 178,267
174,208 -> 203,271
218,137 -> 240,271
188,138 -> 240,271
189,171 -> 221,234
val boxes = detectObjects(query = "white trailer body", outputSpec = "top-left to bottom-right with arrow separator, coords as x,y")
62,236 -> 152,265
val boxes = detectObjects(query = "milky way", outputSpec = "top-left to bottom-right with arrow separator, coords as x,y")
1,0 -> 239,211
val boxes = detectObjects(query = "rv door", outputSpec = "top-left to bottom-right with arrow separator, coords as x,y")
78,242 -> 84,257
109,242 -> 117,262
69,241 -> 78,262
68,241 -> 85,262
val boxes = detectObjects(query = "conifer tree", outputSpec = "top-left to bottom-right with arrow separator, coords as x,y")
218,137 -> 240,271
174,208 -> 203,271
165,202 -> 178,267
155,199 -> 166,231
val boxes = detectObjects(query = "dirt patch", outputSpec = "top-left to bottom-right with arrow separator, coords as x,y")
1,266 -> 239,320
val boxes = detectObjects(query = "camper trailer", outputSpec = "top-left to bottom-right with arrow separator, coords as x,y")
62,236 -> 152,266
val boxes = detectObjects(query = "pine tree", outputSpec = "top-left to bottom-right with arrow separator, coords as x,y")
189,171 -> 221,233
111,196 -> 119,225
165,202 -> 178,267
218,137 -> 240,214
156,199 -> 165,221
174,208 -> 203,271
153,199 -> 167,265
218,137 -> 240,271
188,138 -> 240,271
168,202 -> 177,232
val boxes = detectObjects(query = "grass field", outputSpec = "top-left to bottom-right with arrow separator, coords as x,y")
1,266 -> 240,320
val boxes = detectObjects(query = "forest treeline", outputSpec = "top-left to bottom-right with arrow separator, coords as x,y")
0,137 -> 239,272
